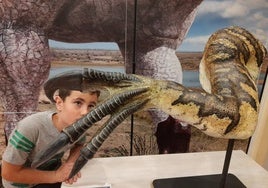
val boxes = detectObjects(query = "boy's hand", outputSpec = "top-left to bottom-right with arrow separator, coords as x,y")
55,162 -> 76,182
64,171 -> 81,184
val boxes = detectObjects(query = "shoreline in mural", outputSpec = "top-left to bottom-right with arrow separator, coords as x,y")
50,48 -> 268,72
50,48 -> 202,70
1,49 -> 268,158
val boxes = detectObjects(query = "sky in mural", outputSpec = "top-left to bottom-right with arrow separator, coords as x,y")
49,0 -> 268,52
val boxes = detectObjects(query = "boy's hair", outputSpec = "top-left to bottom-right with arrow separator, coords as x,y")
58,88 -> 100,101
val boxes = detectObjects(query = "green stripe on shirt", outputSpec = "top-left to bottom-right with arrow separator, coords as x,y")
10,130 -> 35,153
11,183 -> 30,187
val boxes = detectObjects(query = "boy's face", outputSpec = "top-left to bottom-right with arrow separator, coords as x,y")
55,90 -> 98,129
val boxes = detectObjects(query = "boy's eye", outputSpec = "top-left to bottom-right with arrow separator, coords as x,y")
88,104 -> 96,109
74,101 -> 82,106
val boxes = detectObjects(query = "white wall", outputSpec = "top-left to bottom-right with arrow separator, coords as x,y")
248,77 -> 268,170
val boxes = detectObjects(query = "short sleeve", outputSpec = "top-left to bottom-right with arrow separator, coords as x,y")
2,119 -> 37,166
3,128 -> 36,165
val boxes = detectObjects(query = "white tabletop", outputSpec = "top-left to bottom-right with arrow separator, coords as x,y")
61,150 -> 268,188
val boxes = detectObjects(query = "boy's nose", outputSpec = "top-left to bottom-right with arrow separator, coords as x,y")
81,107 -> 89,116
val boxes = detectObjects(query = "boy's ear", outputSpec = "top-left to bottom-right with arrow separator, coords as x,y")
54,95 -> 63,111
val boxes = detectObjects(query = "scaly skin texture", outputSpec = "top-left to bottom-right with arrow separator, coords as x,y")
0,0 -> 203,139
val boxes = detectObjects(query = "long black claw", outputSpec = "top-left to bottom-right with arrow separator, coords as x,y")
68,148 -> 93,179
32,133 -> 70,168
83,68 -> 141,83
33,87 -> 148,169
44,68 -> 141,103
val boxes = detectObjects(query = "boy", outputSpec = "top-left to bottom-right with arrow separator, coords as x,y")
2,87 -> 100,188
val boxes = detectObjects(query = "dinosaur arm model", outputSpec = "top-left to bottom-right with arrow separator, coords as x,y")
32,26 -> 267,178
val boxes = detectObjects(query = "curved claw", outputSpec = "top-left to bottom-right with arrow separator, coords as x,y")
32,133 -> 70,168
34,84 -> 148,167
68,99 -> 149,178
83,68 -> 141,83
44,68 -> 141,103
68,149 -> 92,179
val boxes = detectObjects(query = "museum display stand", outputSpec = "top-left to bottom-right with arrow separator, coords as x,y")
152,139 -> 246,188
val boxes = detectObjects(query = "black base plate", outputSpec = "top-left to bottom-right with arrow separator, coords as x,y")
153,173 -> 246,188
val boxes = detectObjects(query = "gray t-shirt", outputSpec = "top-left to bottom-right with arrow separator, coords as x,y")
2,111 -> 84,188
